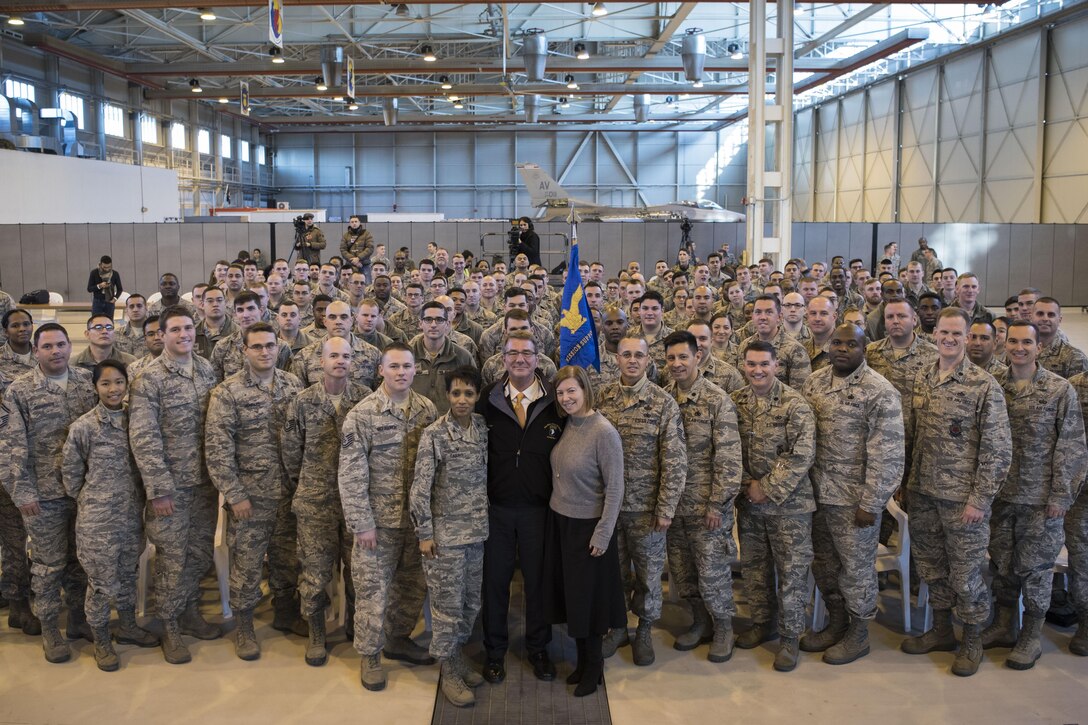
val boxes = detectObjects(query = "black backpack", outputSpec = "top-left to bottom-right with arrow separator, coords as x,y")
19,290 -> 49,304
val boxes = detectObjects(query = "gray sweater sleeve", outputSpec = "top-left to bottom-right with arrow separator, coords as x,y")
591,420 -> 625,551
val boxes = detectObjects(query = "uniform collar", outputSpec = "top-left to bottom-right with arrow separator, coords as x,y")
827,360 -> 869,392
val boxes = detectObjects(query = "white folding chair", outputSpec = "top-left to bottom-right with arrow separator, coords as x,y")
878,497 -> 931,633
1016,545 -> 1069,628
47,292 -> 64,305
213,496 -> 232,619
136,541 -> 155,617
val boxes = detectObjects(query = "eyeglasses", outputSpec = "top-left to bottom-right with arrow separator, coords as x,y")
503,350 -> 537,358
421,317 -> 447,325
89,324 -> 115,332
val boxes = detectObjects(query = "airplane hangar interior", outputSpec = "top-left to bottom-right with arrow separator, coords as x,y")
1,1 -> 1088,723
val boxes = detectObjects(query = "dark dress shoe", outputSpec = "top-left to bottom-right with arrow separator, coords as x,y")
483,658 -> 506,684
529,651 -> 556,681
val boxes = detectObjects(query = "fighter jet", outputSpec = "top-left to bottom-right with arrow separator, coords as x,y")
517,162 -> 745,222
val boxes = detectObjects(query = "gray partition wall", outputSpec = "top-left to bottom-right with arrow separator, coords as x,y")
1,222 -> 1086,307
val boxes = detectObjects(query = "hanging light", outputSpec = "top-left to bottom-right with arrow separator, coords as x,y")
560,97 -> 570,108
315,77 -> 328,92
692,79 -> 704,88
198,8 -> 216,21
348,102 -> 359,111
7,15 -> 25,26
728,42 -> 743,61
453,100 -> 464,109
395,3 -> 410,18
565,74 -> 578,90
189,79 -> 203,93
421,45 -> 437,62
447,94 -> 461,102
333,95 -> 344,102
218,96 -> 229,103
591,2 -> 608,17
439,75 -> 452,90
574,43 -> 589,60
269,46 -> 285,64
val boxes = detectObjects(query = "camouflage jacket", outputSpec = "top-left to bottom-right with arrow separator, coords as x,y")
113,321 -> 146,356
62,403 -> 142,511
209,329 -> 293,382
129,354 -> 218,499
996,365 -> 1087,509
409,337 -> 477,414
481,352 -> 557,387
410,412 -> 490,546
1037,336 -> 1088,380
282,381 -> 372,504
205,367 -> 303,503
0,342 -> 35,381
1,366 -> 96,505
738,327 -> 813,389
865,333 -> 939,420
731,378 -> 817,516
387,307 -> 423,341
699,353 -> 746,393
597,375 -> 687,518
801,362 -> 904,512
338,386 -> 438,533
290,334 -> 381,389
478,317 -> 557,363
590,345 -> 659,389
72,346 -> 137,372
194,317 -> 237,360
663,377 -> 742,516
804,335 -> 831,373
906,357 -> 1011,510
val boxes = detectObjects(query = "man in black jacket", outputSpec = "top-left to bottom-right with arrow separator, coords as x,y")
477,330 -> 564,684
87,255 -> 123,319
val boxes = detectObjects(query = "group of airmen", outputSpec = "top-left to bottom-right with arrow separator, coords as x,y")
0,232 -> 1086,702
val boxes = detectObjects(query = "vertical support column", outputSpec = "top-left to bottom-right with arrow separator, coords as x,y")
93,70 -> 107,161
129,85 -> 144,167
978,48 -> 990,222
746,0 -> 793,266
1032,26 -> 1049,223
932,64 -> 943,223
189,100 -> 201,215
213,114 -> 224,209
892,76 -> 904,222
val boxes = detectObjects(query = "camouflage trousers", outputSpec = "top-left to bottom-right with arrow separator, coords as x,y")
294,497 -> 355,618
988,500 -> 1065,618
812,504 -> 881,621
738,510 -> 813,638
350,526 -> 427,655
423,541 -> 484,658
22,496 -> 86,623
1066,493 -> 1088,615
269,493 -> 300,605
908,492 -> 991,625
75,499 -> 143,628
225,495 -> 279,612
0,486 -> 30,600
616,512 -> 667,623
144,485 -> 217,621
666,511 -> 737,621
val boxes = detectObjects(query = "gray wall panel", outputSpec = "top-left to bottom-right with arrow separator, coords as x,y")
0,227 -> 24,293
804,224 -> 828,268
156,225 -> 183,297
1051,225 -> 1076,304
188,224 -> 218,290
129,225 -> 158,298
983,224 -> 1011,307
597,224 -> 622,274
1074,226 -> 1088,306
64,225 -> 93,301
620,224 -> 646,272
41,226 -> 69,297
411,223 -> 437,260
1028,225 -> 1055,293
825,223 -> 852,261
1007,225 -> 1033,295
849,224 -> 872,266
225,224 -> 251,263
20,226 -> 47,296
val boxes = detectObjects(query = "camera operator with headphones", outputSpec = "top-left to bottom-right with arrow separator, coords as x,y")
294,213 -> 327,265
512,216 -> 541,267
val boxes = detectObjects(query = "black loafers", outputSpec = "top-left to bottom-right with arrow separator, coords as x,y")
483,658 -> 506,684
529,650 -> 556,681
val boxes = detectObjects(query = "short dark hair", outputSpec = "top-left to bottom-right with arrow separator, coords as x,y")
663,330 -> 698,356
503,287 -> 528,301
937,307 -> 971,328
753,294 -> 781,313
744,340 -> 777,360
243,321 -> 277,345
86,313 -> 113,328
160,305 -> 195,331
1035,296 -> 1061,308
418,259 -> 435,271
99,255 -> 112,264
142,314 -> 161,332
421,301 -> 447,319
638,290 -> 665,307
2,308 -> 32,329
1006,319 -> 1039,340
444,365 -> 481,394
917,291 -> 944,307
312,294 -> 334,306
234,291 -> 261,310
33,322 -> 69,347
92,359 -> 128,384
381,341 -> 414,363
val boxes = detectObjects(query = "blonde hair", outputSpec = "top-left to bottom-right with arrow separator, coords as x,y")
554,365 -> 595,417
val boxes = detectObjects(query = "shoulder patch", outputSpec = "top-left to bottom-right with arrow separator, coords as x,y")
341,431 -> 355,448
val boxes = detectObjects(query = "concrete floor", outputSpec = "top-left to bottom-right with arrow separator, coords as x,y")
2,310 -> 1088,724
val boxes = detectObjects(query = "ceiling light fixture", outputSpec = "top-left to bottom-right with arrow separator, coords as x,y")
269,46 -> 285,64
448,94 -> 460,102
189,79 -> 202,93
198,8 -> 216,21
348,102 -> 359,111
692,79 -> 704,88
574,42 -> 589,60
560,97 -> 570,108
565,74 -> 578,90
421,45 -> 437,62
453,100 -> 464,109
218,97 -> 229,103
439,75 -> 452,90
7,15 -> 26,26
728,42 -> 743,60
315,77 -> 328,91
395,3 -> 410,18
333,95 -> 344,102
591,2 -> 608,17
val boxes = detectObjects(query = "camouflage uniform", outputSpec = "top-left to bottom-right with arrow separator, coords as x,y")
205,368 -> 303,612
281,329 -> 315,355
356,329 -> 392,353
113,322 -> 146,357
408,337 -> 477,414
71,346 -> 137,372
0,290 -> 12,344
804,336 -> 831,373
1037,337 -> 1088,380
801,362 -> 904,620
1,366 -> 96,623
128,354 -> 219,620
906,357 -> 1011,625
194,317 -> 237,360
478,318 -> 557,364
0,341 -> 36,381
865,333 -> 939,424
126,353 -> 160,381
989,366 -> 1086,617
737,327 -> 812,389
147,297 -> 200,321
387,307 -> 423,342
338,387 -> 438,654
410,412 -> 489,658
699,354 -> 746,393
590,345 -> 659,388
640,325 -> 674,375
290,334 -> 381,390
283,381 -> 371,617
0,360 -> 33,604
597,375 -> 687,624
663,377 -> 742,624
1067,372 -> 1088,622
732,379 -> 816,637
61,404 -> 145,628
981,357 -> 1008,378
481,352 -> 557,386
209,330 -> 293,381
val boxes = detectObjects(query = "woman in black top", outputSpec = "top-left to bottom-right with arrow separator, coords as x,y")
514,216 -> 541,267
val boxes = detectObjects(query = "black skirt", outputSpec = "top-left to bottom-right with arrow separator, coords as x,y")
543,510 -> 627,638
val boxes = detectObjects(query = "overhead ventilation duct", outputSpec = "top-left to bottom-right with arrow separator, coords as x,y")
633,94 -> 650,123
383,98 -> 398,126
681,29 -> 706,83
522,30 -> 548,82
320,46 -> 345,89
523,93 -> 540,123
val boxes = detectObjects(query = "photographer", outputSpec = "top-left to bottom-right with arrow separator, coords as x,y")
294,213 -> 327,265
339,215 -> 375,279
87,255 -> 123,318
512,216 -> 541,267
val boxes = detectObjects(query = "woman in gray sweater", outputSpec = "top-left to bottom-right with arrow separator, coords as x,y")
545,365 -> 626,697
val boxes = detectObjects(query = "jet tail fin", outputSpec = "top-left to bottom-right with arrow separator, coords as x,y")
517,163 -> 569,207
